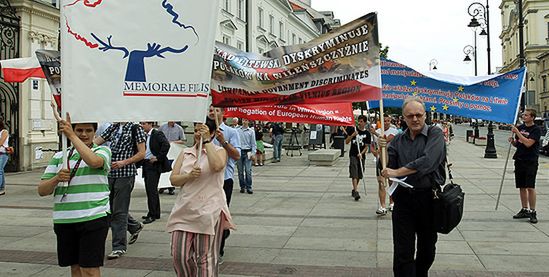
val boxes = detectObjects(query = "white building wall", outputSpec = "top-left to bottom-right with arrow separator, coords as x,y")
216,0 -> 325,54
500,0 -> 549,113
11,0 -> 60,170
217,0 -> 247,50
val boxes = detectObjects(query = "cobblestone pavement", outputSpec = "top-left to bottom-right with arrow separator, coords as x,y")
1,134 -> 548,276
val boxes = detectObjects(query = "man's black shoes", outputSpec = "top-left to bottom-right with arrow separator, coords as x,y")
530,211 -> 538,224
513,208 -> 530,219
143,217 -> 156,224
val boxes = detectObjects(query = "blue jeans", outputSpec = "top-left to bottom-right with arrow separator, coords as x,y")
236,150 -> 253,190
0,154 -> 8,191
273,134 -> 283,161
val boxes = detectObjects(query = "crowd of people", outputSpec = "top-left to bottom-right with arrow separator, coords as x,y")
33,98 -> 542,277
35,105 -> 293,277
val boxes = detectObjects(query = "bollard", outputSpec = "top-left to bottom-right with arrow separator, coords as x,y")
466,130 -> 473,142
333,135 -> 345,157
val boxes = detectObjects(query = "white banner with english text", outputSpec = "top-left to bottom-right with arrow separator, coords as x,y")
61,0 -> 219,123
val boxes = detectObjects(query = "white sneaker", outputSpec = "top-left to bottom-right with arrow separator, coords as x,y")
376,207 -> 387,215
107,249 -> 126,260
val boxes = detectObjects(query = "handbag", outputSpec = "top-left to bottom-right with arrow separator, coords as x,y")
433,162 -> 465,234
1,145 -> 13,155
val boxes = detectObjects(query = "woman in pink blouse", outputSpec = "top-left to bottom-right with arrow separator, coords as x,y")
166,120 -> 235,277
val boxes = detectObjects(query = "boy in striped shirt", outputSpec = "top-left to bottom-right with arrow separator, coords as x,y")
39,115 -> 111,277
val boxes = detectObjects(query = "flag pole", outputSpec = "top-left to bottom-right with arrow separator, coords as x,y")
357,101 -> 373,197
50,100 -> 68,187
355,118 -> 367,197
495,140 -> 513,210
495,70 -> 526,210
378,95 -> 388,188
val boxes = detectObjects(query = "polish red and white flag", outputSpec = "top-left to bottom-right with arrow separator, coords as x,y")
0,56 -> 45,83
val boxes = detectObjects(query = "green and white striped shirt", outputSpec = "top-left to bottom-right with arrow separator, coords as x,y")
41,145 -> 112,224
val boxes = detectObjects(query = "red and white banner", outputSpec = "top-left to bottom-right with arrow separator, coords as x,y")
0,56 -> 45,83
211,13 -> 381,107
224,103 -> 354,126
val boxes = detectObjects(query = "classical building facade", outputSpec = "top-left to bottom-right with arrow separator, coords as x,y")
500,0 -> 549,116
0,0 -> 59,171
217,0 -> 339,53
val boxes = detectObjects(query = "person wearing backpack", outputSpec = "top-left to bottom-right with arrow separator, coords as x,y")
381,97 -> 446,277
94,122 -> 146,259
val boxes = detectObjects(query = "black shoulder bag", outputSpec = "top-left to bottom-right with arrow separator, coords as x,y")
433,160 -> 465,234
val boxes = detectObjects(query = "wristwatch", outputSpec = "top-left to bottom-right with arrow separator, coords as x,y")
202,140 -> 210,144
222,141 -> 229,146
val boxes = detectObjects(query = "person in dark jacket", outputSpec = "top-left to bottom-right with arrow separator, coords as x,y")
140,122 -> 171,224
382,97 -> 446,277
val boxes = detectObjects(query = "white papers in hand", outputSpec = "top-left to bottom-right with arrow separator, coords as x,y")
388,177 -> 413,196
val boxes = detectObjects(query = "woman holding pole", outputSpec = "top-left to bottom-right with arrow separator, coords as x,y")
166,118 -> 235,276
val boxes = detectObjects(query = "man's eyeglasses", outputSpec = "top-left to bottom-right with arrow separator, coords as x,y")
404,113 -> 425,120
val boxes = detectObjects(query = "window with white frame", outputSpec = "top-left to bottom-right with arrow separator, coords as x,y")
223,35 -> 231,45
258,7 -> 264,28
292,33 -> 296,44
269,15 -> 274,34
238,0 -> 244,19
237,41 -> 244,50
224,0 -> 230,12
299,38 -> 303,44
258,47 -> 264,54
279,22 -> 284,39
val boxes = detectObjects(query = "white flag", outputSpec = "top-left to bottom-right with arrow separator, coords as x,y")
61,0 -> 220,123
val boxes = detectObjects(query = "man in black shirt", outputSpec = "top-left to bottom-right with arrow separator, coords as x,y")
509,109 -> 541,224
344,115 -> 371,201
381,97 -> 446,277
270,122 -> 284,163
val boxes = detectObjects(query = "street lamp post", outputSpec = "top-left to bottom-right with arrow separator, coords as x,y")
463,45 -> 476,75
429,58 -> 439,120
429,59 -> 438,71
463,44 -> 480,139
467,1 -> 497,158
517,0 -> 526,111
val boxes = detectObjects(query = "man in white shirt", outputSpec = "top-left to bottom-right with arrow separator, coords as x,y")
371,114 -> 400,215
158,122 -> 186,144
235,118 -> 256,194
158,121 -> 186,195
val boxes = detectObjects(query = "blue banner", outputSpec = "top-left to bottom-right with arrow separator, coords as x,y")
370,60 -> 525,124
